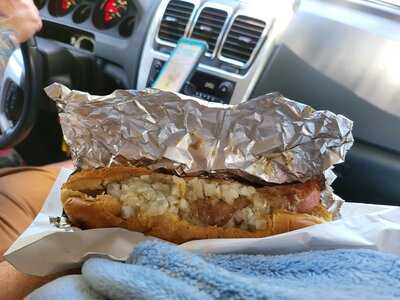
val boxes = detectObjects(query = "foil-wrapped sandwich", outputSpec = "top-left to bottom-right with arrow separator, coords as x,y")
46,84 -> 354,243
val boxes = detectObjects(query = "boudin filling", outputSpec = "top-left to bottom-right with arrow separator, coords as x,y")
106,174 -> 272,231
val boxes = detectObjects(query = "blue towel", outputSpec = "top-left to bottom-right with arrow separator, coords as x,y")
28,240 -> 400,300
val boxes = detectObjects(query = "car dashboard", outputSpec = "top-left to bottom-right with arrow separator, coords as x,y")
35,0 -> 297,104
33,0 -> 400,207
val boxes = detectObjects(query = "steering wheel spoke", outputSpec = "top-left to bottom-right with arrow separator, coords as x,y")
0,112 -> 12,133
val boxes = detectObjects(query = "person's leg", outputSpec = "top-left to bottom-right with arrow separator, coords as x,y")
0,167 -> 57,258
0,261 -> 78,300
0,161 -> 73,258
0,162 -> 74,299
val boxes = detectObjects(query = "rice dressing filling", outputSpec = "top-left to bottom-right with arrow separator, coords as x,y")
102,173 -> 316,231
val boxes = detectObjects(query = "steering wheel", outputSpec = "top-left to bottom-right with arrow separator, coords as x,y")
0,38 -> 42,148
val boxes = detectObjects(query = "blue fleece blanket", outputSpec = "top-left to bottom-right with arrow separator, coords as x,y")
28,240 -> 400,300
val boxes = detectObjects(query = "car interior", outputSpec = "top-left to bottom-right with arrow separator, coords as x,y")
1,0 -> 399,208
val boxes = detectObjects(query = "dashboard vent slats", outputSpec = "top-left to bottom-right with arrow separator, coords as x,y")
221,15 -> 266,65
158,0 -> 194,44
191,7 -> 228,54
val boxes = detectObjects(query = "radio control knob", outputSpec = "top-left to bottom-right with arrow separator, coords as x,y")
183,82 -> 196,96
218,81 -> 234,96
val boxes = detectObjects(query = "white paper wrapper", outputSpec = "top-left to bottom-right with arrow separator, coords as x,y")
5,168 -> 400,276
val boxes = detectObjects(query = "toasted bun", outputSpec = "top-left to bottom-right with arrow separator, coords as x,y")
62,167 -> 151,194
61,167 -> 331,244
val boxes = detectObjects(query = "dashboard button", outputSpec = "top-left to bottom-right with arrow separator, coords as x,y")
218,81 -> 234,96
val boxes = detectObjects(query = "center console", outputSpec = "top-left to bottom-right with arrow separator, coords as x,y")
147,59 -> 236,103
137,0 -> 297,104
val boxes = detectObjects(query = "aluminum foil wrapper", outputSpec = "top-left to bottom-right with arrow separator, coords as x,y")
46,83 -> 353,217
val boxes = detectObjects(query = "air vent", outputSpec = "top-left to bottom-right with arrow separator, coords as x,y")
158,0 -> 194,44
221,15 -> 266,65
191,7 -> 228,55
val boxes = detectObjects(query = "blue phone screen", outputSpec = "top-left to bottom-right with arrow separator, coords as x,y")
152,38 -> 208,92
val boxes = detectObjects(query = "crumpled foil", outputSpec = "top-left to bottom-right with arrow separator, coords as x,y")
45,83 -> 354,216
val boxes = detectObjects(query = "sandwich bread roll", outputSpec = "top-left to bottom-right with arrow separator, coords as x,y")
61,166 -> 332,243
